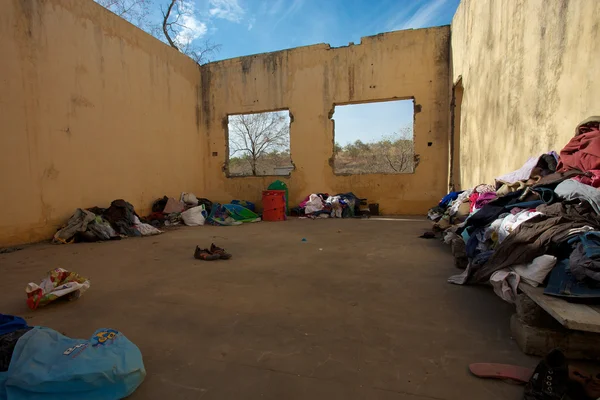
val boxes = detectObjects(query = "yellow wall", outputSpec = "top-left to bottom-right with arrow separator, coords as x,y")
201,28 -> 451,215
0,0 -> 451,246
451,0 -> 600,189
0,0 -> 204,245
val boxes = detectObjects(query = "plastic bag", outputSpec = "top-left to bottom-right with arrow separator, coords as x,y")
1,326 -> 145,399
180,192 -> 199,206
304,194 -> 324,214
206,203 -> 242,226
181,205 -> 207,226
25,268 -> 90,310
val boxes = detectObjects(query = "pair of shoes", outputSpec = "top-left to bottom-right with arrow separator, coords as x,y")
194,243 -> 232,261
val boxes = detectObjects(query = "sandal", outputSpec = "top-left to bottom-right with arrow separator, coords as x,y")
210,243 -> 232,260
194,246 -> 219,261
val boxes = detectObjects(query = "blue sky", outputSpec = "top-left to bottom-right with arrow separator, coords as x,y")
133,0 -> 460,144
194,0 -> 460,60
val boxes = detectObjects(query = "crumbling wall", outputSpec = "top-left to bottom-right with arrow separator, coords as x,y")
0,0 -> 204,245
0,0 -> 451,246
451,0 -> 600,188
201,27 -> 451,215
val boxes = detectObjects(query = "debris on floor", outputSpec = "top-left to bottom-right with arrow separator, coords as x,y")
193,243 -> 232,261
54,199 -> 159,244
210,243 -> 232,259
428,117 -> 600,303
181,204 -> 208,226
0,247 -> 23,255
25,268 -> 90,310
419,231 -> 436,239
470,348 -> 600,399
0,313 -> 145,399
525,349 -> 599,399
292,192 -> 374,219
469,362 -> 532,384
194,246 -> 219,261
148,193 -> 212,227
206,203 -> 260,226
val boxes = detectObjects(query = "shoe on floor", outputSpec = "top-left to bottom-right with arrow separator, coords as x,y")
524,349 -> 570,400
210,243 -> 232,260
194,246 -> 219,261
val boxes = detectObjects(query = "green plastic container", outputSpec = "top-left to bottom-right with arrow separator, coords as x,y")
267,180 -> 289,215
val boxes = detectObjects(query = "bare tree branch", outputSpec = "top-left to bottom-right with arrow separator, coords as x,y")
228,112 -> 291,176
96,0 -> 221,65
162,0 -> 179,50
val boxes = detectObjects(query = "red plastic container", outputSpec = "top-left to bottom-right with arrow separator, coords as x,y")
262,190 -> 286,221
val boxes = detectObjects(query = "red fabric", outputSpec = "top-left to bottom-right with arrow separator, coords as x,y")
573,169 -> 600,188
469,193 -> 480,213
557,127 -> 600,172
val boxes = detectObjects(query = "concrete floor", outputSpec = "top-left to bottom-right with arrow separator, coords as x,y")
0,218 -> 535,399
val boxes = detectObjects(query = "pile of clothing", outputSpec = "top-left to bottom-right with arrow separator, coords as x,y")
429,117 -> 600,303
292,192 -> 362,218
145,193 -> 214,228
53,199 -> 161,244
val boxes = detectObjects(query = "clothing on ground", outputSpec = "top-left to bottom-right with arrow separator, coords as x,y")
490,269 -> 520,303
53,209 -> 96,244
511,255 -> 557,287
103,199 -> 140,237
471,202 -> 600,283
554,178 -> 600,215
556,117 -> 600,172
569,232 -> 600,283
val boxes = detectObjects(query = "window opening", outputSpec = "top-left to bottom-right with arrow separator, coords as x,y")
332,100 -> 415,174
227,110 -> 292,177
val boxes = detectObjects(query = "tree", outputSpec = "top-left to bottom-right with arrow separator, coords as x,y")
159,0 -> 221,64
95,0 -> 151,28
228,112 -> 290,176
333,125 -> 416,174
95,0 -> 221,64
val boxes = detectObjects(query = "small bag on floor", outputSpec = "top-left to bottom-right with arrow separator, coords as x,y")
1,326 -> 145,399
181,205 -> 207,226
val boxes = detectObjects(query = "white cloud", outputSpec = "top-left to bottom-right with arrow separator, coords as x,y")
273,0 -> 304,30
174,1 -> 207,47
266,0 -> 284,16
247,17 -> 255,30
209,0 -> 245,23
395,0 -> 447,30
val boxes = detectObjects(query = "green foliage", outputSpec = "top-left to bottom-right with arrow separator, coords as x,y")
334,128 -> 416,174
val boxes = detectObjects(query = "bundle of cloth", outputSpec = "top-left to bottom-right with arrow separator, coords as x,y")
53,199 -> 161,244
429,117 -> 600,303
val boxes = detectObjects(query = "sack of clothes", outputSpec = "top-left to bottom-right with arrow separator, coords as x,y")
429,117 -> 600,302
0,314 -> 145,399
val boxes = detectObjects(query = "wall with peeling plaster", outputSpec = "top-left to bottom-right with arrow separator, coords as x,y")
201,27 -> 451,215
0,0 -> 204,245
451,0 -> 600,189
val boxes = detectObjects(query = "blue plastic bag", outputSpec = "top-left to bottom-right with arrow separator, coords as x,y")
1,327 -> 145,400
